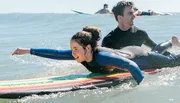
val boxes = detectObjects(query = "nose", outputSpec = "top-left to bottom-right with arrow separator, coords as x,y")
72,51 -> 76,57
132,13 -> 136,19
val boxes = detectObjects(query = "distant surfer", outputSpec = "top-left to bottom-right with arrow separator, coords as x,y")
134,8 -> 172,16
95,4 -> 112,14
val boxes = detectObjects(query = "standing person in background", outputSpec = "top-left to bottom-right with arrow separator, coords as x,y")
95,4 -> 112,14
102,1 -> 178,56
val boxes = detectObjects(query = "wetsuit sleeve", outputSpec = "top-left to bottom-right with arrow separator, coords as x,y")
142,31 -> 157,49
30,48 -> 74,60
95,52 -> 144,84
142,31 -> 171,55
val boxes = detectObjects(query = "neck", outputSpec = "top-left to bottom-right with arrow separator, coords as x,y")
118,23 -> 131,31
85,51 -> 93,62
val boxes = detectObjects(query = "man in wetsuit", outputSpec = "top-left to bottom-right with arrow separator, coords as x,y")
102,1 -> 176,55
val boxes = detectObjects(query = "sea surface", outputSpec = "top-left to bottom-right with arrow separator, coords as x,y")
0,13 -> 180,103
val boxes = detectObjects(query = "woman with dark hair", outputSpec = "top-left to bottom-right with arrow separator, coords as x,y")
12,26 -> 180,85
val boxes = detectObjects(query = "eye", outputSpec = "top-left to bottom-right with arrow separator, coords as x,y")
130,11 -> 135,16
72,48 -> 78,52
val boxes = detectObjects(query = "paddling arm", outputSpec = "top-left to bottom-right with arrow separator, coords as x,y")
95,52 -> 144,84
30,48 -> 74,60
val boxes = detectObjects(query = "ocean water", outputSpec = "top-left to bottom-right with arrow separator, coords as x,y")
0,13 -> 180,103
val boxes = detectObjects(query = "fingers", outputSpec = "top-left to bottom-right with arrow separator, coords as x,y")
12,49 -> 20,55
12,48 -> 30,55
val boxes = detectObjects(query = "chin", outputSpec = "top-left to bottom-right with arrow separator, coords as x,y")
76,59 -> 83,63
76,60 -> 81,63
129,23 -> 133,26
130,21 -> 134,25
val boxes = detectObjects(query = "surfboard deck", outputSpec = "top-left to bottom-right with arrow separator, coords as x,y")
0,69 -> 158,99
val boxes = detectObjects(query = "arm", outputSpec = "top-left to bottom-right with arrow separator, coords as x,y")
106,10 -> 113,14
95,10 -> 100,14
142,31 -> 157,49
143,31 -> 171,55
12,48 -> 74,60
95,52 -> 144,84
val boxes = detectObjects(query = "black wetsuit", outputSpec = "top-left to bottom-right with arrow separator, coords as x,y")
102,26 -> 171,55
102,26 -> 156,49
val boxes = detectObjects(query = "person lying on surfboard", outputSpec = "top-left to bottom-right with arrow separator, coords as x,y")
12,26 -> 180,85
95,4 -> 112,14
134,8 -> 172,16
102,1 -> 178,56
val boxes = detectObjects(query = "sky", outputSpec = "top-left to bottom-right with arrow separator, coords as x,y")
0,0 -> 179,13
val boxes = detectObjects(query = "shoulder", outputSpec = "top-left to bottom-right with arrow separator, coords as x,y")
95,48 -> 113,57
104,27 -> 119,38
132,26 -> 144,32
95,51 -> 116,64
132,26 -> 148,35
95,47 -> 118,59
102,29 -> 115,42
102,27 -> 121,47
95,9 -> 103,14
98,9 -> 107,13
106,9 -> 111,13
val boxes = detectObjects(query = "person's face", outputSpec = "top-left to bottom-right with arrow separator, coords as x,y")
119,7 -> 135,26
70,40 -> 88,63
104,5 -> 108,9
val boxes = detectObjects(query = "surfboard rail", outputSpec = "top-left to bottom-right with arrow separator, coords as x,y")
0,69 -> 158,99
71,9 -> 91,15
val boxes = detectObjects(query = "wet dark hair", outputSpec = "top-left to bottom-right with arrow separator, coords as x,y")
104,4 -> 108,7
71,26 -> 101,51
112,1 -> 134,21
82,26 -> 101,41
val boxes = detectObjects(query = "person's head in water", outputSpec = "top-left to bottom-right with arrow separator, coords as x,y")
112,1 -> 135,27
104,4 -> 108,9
70,26 -> 101,63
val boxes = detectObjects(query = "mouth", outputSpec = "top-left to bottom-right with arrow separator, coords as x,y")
131,20 -> 134,24
75,56 -> 79,60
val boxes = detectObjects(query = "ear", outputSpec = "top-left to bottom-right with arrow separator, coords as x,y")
86,44 -> 92,51
117,15 -> 122,21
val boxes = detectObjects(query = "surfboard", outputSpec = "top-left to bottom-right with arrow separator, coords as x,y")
0,69 -> 158,99
71,9 -> 91,15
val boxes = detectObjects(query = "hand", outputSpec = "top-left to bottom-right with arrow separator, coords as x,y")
12,48 -> 30,55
